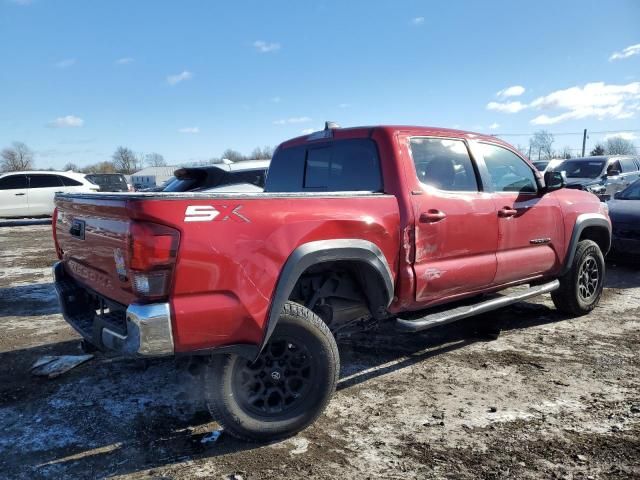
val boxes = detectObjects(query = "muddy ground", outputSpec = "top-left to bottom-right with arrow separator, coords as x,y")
0,223 -> 638,479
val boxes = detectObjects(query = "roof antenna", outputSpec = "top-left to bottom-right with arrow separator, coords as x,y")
324,121 -> 340,130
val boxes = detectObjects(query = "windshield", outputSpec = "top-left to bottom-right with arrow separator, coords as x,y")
618,180 -> 640,200
552,160 -> 605,179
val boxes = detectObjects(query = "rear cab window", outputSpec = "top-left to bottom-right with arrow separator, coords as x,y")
266,139 -> 382,192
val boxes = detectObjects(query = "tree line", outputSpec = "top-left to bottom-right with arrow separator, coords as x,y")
515,130 -> 637,161
1,143 -> 274,174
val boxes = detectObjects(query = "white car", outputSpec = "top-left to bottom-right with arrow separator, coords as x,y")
0,171 -> 99,218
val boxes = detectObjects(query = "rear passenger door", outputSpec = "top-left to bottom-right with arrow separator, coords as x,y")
27,174 -> 64,216
407,137 -> 499,304
0,174 -> 29,217
476,142 -> 563,285
619,158 -> 640,192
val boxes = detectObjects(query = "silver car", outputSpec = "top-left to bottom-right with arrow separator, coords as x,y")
550,155 -> 640,199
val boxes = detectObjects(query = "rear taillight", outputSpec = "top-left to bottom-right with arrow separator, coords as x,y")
52,208 -> 62,259
128,221 -> 180,300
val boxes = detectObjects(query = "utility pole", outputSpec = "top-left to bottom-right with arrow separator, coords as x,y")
581,129 -> 587,157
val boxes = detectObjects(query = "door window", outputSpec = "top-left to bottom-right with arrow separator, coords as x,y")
59,175 -> 83,186
480,143 -> 537,193
409,138 -> 479,191
29,174 -> 63,188
0,175 -> 28,190
620,158 -> 638,173
607,160 -> 622,175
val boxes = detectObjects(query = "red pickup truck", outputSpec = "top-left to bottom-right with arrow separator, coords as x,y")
52,124 -> 611,441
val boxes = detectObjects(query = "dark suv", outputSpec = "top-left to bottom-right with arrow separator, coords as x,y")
85,173 -> 130,192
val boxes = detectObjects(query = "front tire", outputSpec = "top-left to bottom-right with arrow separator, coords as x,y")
203,301 -> 339,441
552,239 -> 605,316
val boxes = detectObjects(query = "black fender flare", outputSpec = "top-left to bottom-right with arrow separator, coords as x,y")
559,213 -> 611,276
257,239 -> 394,357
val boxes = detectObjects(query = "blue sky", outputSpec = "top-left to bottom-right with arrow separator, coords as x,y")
1,0 -> 639,169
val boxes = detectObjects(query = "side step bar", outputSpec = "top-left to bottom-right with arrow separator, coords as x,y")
396,280 -> 560,332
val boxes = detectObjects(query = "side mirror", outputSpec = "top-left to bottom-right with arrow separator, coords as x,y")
543,170 -> 565,192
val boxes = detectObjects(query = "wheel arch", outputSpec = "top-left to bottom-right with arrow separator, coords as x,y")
560,213 -> 611,276
258,239 -> 394,356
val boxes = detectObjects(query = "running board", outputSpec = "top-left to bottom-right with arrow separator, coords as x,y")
396,280 -> 560,332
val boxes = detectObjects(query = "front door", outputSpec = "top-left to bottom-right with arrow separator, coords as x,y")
0,174 -> 29,218
407,137 -> 499,305
476,142 -> 563,285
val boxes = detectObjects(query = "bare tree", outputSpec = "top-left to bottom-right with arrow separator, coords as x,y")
605,137 -> 636,156
529,130 -> 555,160
1,142 -> 34,172
590,144 -> 605,156
112,146 -> 139,174
557,146 -> 572,159
81,161 -> 117,174
145,152 -> 166,167
249,146 -> 274,160
63,162 -> 79,171
221,149 -> 246,162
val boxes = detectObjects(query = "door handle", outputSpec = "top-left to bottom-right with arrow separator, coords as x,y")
419,210 -> 447,223
14,193 -> 25,196
498,207 -> 518,217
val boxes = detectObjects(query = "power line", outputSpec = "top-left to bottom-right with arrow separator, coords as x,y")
492,129 -> 640,137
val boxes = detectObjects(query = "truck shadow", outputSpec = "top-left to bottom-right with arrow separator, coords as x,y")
0,282 -> 60,318
0,299 -> 568,479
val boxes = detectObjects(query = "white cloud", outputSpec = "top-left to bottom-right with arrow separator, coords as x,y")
48,115 -> 84,128
273,116 -> 312,125
178,127 -> 200,134
604,132 -> 637,141
55,58 -> 76,68
411,16 -> 425,26
486,101 -> 527,113
609,43 -> 640,61
529,81 -> 640,125
115,57 -> 134,65
489,122 -> 500,130
253,40 -> 281,53
497,85 -> 525,98
301,128 -> 315,135
167,71 -> 193,86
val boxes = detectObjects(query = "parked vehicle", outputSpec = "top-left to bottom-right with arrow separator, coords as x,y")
162,160 -> 269,192
532,159 -> 563,173
52,124 -> 610,441
85,173 -> 130,192
0,171 -> 98,218
549,155 -> 640,200
608,179 -> 640,257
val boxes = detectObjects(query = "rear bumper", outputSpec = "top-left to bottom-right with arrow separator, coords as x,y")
53,261 -> 174,357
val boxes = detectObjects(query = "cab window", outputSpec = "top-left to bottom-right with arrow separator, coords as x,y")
409,138 -> 479,191
480,143 -> 537,193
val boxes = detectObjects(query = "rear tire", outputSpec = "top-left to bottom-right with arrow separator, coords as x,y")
552,239 -> 605,316
203,301 -> 339,442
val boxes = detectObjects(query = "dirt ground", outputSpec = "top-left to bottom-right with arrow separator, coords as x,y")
0,222 -> 638,480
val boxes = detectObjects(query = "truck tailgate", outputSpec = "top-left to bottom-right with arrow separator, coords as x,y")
55,195 -> 135,305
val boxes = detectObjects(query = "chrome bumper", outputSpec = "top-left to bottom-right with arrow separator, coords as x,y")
53,261 -> 174,357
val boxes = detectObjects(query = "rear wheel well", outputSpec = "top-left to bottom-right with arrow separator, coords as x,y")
288,260 -> 391,330
579,226 -> 610,255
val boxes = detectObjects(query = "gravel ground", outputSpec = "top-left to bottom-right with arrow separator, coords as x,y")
0,223 -> 638,479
